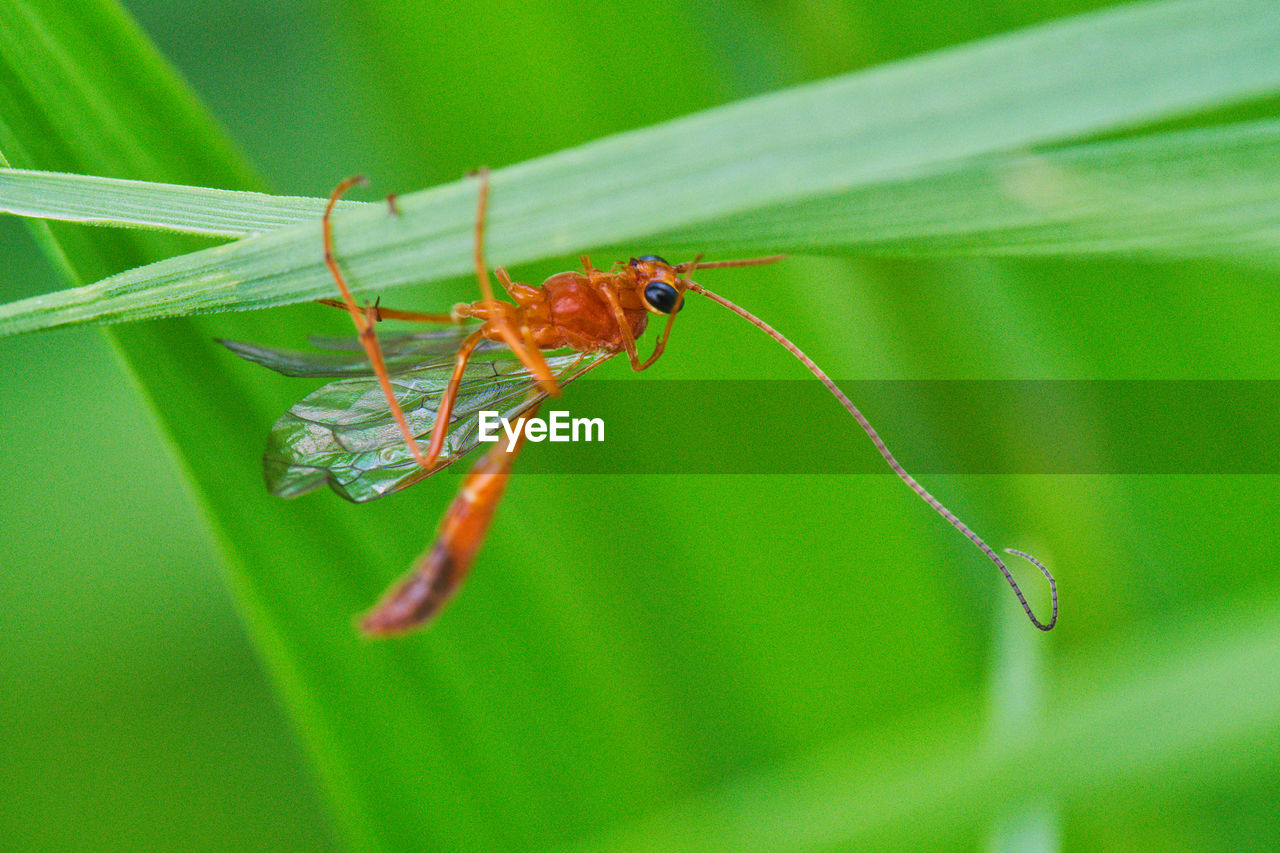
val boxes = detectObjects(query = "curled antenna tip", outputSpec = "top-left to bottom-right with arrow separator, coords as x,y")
1003,548 -> 1058,631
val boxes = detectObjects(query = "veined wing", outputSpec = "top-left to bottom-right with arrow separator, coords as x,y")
259,349 -> 614,503
219,326 -> 509,377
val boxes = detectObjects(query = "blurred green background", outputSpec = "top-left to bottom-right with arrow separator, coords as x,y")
3,0 -> 1279,850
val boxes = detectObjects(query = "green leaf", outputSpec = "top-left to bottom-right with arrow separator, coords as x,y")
671,119 -> 1280,259
3,0 -> 1280,336
577,594 -> 1280,851
1,0 -> 380,849
0,167 -> 368,236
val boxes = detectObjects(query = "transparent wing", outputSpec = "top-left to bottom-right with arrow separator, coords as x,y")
219,326 -> 508,377
259,348 -> 614,503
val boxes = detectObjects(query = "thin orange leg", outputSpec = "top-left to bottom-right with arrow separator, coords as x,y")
494,268 -> 559,392
317,297 -> 458,324
472,169 -> 560,396
423,328 -> 487,466
323,177 -> 431,469
599,284 -> 673,371
583,256 -> 654,369
638,310 -> 678,369
495,267 -> 541,304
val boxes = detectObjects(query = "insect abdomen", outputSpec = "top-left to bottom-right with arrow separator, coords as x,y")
360,442 -> 517,635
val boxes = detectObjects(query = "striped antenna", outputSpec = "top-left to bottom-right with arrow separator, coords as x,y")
685,279 -> 1058,631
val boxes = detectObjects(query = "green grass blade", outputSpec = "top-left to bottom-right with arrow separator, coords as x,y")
1,0 -> 373,848
577,594 -> 1280,852
2,0 -> 1280,336
0,168 -> 368,236
668,119 -> 1280,259
6,115 -> 1280,257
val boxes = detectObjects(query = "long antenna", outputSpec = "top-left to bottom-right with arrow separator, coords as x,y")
685,280 -> 1058,631
676,255 -> 787,272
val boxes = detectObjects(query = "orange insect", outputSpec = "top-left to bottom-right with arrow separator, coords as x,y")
225,171 -> 1058,636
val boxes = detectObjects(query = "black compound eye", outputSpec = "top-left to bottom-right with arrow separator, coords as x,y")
636,254 -> 669,266
643,280 -> 683,314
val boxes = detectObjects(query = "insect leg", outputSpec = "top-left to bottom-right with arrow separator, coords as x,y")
322,177 -> 431,468
361,401 -> 540,635
495,267 -> 541,303
636,310 -> 678,369
421,327 -> 487,466
599,285 -> 655,370
316,298 -> 458,324
471,169 -> 561,397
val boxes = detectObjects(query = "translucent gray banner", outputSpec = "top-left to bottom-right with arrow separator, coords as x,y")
476,380 -> 1280,474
